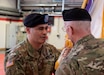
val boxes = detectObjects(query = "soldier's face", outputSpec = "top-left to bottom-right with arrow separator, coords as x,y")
26,24 -> 49,44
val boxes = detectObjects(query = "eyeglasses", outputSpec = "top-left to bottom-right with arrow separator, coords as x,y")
62,25 -> 70,32
62,26 -> 66,32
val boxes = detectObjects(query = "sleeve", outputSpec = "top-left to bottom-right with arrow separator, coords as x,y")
55,49 -> 60,61
4,49 -> 12,71
50,45 -> 61,74
55,48 -> 66,70
5,53 -> 25,75
4,54 -> 8,71
49,44 -> 60,60
55,47 -> 72,70
55,58 -> 82,75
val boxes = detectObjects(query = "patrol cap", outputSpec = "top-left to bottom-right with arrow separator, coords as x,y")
62,8 -> 91,21
23,13 -> 49,27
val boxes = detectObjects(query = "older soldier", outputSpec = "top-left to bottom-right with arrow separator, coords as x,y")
55,8 -> 104,75
5,13 -> 60,75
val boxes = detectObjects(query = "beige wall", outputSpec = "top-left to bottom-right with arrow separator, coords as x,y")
47,16 -> 66,49
0,16 -> 23,49
0,20 -> 8,49
0,0 -> 16,8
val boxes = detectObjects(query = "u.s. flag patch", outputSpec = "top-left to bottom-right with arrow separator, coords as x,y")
6,60 -> 14,68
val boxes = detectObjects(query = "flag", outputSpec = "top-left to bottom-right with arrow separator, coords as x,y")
101,7 -> 104,38
89,0 -> 104,38
81,0 -> 88,9
81,0 -> 93,12
81,0 -> 104,38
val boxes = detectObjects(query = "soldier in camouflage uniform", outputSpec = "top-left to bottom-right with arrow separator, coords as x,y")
5,13 -> 60,75
55,8 -> 104,75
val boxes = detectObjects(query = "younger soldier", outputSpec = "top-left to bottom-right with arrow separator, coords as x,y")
5,13 -> 60,75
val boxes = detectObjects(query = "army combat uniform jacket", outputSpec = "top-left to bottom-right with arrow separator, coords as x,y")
56,34 -> 104,75
5,39 -> 60,75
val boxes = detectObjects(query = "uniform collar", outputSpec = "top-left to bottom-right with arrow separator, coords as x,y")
25,39 -> 42,58
76,34 -> 95,45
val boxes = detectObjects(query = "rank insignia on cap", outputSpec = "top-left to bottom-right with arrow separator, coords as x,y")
44,14 -> 49,23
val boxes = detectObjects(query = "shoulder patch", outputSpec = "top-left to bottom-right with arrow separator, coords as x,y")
6,60 -> 14,68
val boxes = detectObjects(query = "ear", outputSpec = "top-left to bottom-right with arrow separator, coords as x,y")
70,26 -> 74,34
66,26 -> 73,36
25,27 -> 30,34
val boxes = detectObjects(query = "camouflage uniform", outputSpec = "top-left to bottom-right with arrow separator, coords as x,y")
55,34 -> 104,75
5,39 -> 60,75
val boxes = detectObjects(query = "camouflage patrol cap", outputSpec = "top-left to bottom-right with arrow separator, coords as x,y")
23,13 -> 49,27
62,8 -> 91,21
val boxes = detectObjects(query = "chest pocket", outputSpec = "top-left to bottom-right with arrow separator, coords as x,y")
24,57 -> 39,75
43,54 -> 55,74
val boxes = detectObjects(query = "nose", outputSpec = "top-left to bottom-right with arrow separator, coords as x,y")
42,28 -> 48,34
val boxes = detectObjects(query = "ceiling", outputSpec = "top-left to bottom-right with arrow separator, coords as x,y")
20,0 -> 83,16
0,0 -> 84,17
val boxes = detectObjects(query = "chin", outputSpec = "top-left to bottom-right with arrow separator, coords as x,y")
40,40 -> 46,44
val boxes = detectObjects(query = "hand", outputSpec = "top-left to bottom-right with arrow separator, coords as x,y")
62,47 -> 71,57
